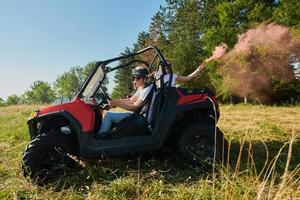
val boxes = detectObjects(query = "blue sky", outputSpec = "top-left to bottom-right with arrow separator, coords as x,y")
0,0 -> 164,100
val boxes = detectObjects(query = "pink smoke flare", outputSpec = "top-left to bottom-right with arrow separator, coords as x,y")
205,44 -> 228,62
220,23 -> 300,103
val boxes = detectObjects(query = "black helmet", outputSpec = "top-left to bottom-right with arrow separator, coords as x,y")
132,66 -> 149,77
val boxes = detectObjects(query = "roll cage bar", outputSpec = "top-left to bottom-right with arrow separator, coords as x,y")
76,46 -> 173,99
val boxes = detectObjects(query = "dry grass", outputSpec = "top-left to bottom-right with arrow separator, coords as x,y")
219,104 -> 300,141
0,104 -> 299,199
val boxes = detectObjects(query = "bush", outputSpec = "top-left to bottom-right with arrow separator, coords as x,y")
273,80 -> 300,104
6,94 -> 21,105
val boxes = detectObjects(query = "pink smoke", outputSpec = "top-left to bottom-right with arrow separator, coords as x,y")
206,43 -> 228,62
235,24 -> 290,53
220,23 -> 300,103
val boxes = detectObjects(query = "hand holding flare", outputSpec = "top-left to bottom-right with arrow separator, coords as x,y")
198,42 -> 228,71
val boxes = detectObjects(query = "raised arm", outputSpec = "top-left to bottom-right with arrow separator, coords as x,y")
176,62 -> 205,82
174,42 -> 228,83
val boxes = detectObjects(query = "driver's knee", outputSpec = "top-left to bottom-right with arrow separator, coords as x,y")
104,111 -> 113,120
98,112 -> 114,134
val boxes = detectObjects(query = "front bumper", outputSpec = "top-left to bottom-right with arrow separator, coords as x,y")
27,117 -> 38,139
27,110 -> 39,139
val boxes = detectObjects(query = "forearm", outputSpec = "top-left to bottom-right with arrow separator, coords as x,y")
111,99 -> 138,112
187,66 -> 203,80
121,98 -> 131,104
177,62 -> 205,82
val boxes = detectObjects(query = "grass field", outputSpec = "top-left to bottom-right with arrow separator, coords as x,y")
0,104 -> 299,199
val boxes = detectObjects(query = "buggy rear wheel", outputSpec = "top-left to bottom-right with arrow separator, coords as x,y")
22,131 -> 76,184
177,121 -> 228,170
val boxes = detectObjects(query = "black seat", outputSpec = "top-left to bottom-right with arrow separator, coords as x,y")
96,76 -> 166,140
148,74 -> 167,128
96,85 -> 156,140
96,114 -> 151,140
148,90 -> 162,128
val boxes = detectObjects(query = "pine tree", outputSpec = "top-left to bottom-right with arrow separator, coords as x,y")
111,47 -> 135,99
167,0 -> 208,89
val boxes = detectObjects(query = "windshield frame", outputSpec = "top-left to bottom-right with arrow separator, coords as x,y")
75,46 -> 172,100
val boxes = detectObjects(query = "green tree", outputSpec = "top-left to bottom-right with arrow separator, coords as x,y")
273,0 -> 300,28
24,81 -> 56,104
200,0 -> 226,49
149,11 -> 165,43
82,62 -> 96,80
133,31 -> 151,50
219,23 -> 299,104
6,94 -> 21,105
133,31 -> 159,65
167,0 -> 208,88
149,0 -> 183,40
125,0 -> 300,104
83,61 -> 109,94
203,0 -> 276,50
54,62 -> 109,102
54,67 -> 83,101
145,0 -> 183,55
0,97 -> 6,106
199,0 -> 281,102
111,47 -> 135,99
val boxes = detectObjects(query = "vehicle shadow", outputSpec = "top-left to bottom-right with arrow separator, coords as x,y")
47,139 -> 300,191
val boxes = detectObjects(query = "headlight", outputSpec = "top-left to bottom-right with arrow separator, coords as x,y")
29,111 -> 37,120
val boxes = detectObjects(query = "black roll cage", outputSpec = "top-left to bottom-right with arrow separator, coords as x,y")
76,46 -> 173,99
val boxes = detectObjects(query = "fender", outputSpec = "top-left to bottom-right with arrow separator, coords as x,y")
175,88 -> 220,120
37,98 -> 95,132
27,110 -> 82,156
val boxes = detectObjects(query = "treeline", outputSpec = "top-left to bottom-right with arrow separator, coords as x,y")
1,62 -> 102,105
112,0 -> 300,104
2,0 -> 300,106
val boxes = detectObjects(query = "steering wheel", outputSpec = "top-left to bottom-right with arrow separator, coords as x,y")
99,88 -> 111,110
100,88 -> 111,100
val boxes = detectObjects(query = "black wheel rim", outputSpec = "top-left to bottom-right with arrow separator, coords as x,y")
42,146 -> 70,172
187,135 -> 215,163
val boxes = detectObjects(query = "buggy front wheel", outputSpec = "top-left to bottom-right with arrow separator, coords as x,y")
22,131 -> 76,183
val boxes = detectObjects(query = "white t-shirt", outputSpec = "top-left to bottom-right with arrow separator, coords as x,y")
131,85 -> 154,123
138,85 -> 153,101
155,72 -> 177,88
132,87 -> 142,98
131,73 -> 177,125
132,85 -> 153,101
162,74 -> 177,87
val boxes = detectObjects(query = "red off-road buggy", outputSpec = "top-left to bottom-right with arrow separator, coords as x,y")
22,46 -> 228,182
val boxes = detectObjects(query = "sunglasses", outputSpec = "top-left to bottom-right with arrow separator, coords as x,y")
133,76 -> 142,81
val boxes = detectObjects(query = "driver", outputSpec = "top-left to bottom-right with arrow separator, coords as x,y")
98,66 -> 152,134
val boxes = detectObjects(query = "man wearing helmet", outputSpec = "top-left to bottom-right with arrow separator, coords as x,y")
98,66 -> 152,134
